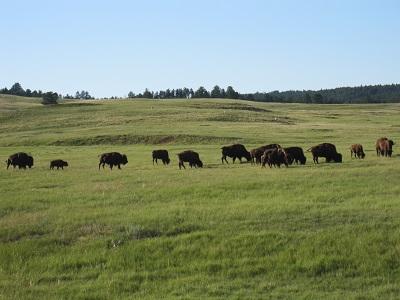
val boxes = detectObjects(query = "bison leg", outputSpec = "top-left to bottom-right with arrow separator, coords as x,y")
110,164 -> 113,170
232,157 -> 236,164
179,161 -> 185,169
221,156 -> 228,164
118,164 -> 121,169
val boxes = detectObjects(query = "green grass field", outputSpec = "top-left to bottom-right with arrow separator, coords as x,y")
0,94 -> 399,299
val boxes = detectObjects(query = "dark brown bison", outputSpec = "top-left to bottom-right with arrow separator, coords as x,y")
261,148 -> 289,168
221,144 -> 251,164
152,150 -> 170,165
6,152 -> 34,169
376,137 -> 395,157
99,152 -> 128,170
307,143 -> 342,163
250,144 -> 281,165
50,159 -> 68,170
350,144 -> 365,159
177,150 -> 203,169
284,147 -> 307,165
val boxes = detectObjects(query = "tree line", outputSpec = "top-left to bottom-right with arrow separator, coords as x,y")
127,86 -> 240,100
129,84 -> 400,103
2,82 -> 400,104
240,84 -> 400,104
0,83 -> 93,101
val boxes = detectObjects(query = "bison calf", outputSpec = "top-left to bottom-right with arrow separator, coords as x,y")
99,152 -> 128,170
50,159 -> 68,170
221,144 -> 251,164
152,149 -> 170,165
177,150 -> 203,169
350,144 -> 365,159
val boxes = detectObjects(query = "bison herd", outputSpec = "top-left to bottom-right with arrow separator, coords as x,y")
4,137 -> 396,171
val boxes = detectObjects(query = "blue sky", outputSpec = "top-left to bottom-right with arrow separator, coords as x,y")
1,0 -> 399,97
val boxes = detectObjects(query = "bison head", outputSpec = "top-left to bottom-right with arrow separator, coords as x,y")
63,161 -> 69,167
121,154 -> 128,165
165,157 -> 171,165
244,151 -> 252,162
389,140 -> 395,147
197,160 -> 203,168
334,153 -> 342,163
27,156 -> 34,168
300,156 -> 307,165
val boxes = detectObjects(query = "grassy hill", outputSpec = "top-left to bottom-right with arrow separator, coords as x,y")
0,94 -> 399,299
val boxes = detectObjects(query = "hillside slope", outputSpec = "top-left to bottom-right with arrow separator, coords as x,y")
0,95 -> 399,299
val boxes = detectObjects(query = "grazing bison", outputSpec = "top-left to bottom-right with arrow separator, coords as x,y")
221,144 -> 251,164
250,144 -> 281,165
50,159 -> 68,170
99,152 -> 128,170
152,150 -> 170,165
284,147 -> 307,165
350,144 -> 365,159
376,137 -> 395,157
307,143 -> 342,164
6,152 -> 34,169
261,148 -> 289,168
177,150 -> 203,169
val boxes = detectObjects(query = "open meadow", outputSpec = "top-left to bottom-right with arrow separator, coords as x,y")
0,94 -> 399,299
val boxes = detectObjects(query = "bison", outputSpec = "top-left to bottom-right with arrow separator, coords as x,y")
50,159 -> 69,170
177,150 -> 203,169
350,144 -> 365,159
307,143 -> 342,164
250,144 -> 281,165
221,144 -> 251,164
284,147 -> 307,165
6,152 -> 34,169
152,150 -> 170,165
376,137 -> 395,157
261,148 -> 289,168
99,152 -> 128,170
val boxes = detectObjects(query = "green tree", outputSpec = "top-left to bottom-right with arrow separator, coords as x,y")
143,88 -> 153,98
211,85 -> 222,98
10,82 -> 25,96
226,86 -> 239,99
313,93 -> 323,104
193,86 -> 210,98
